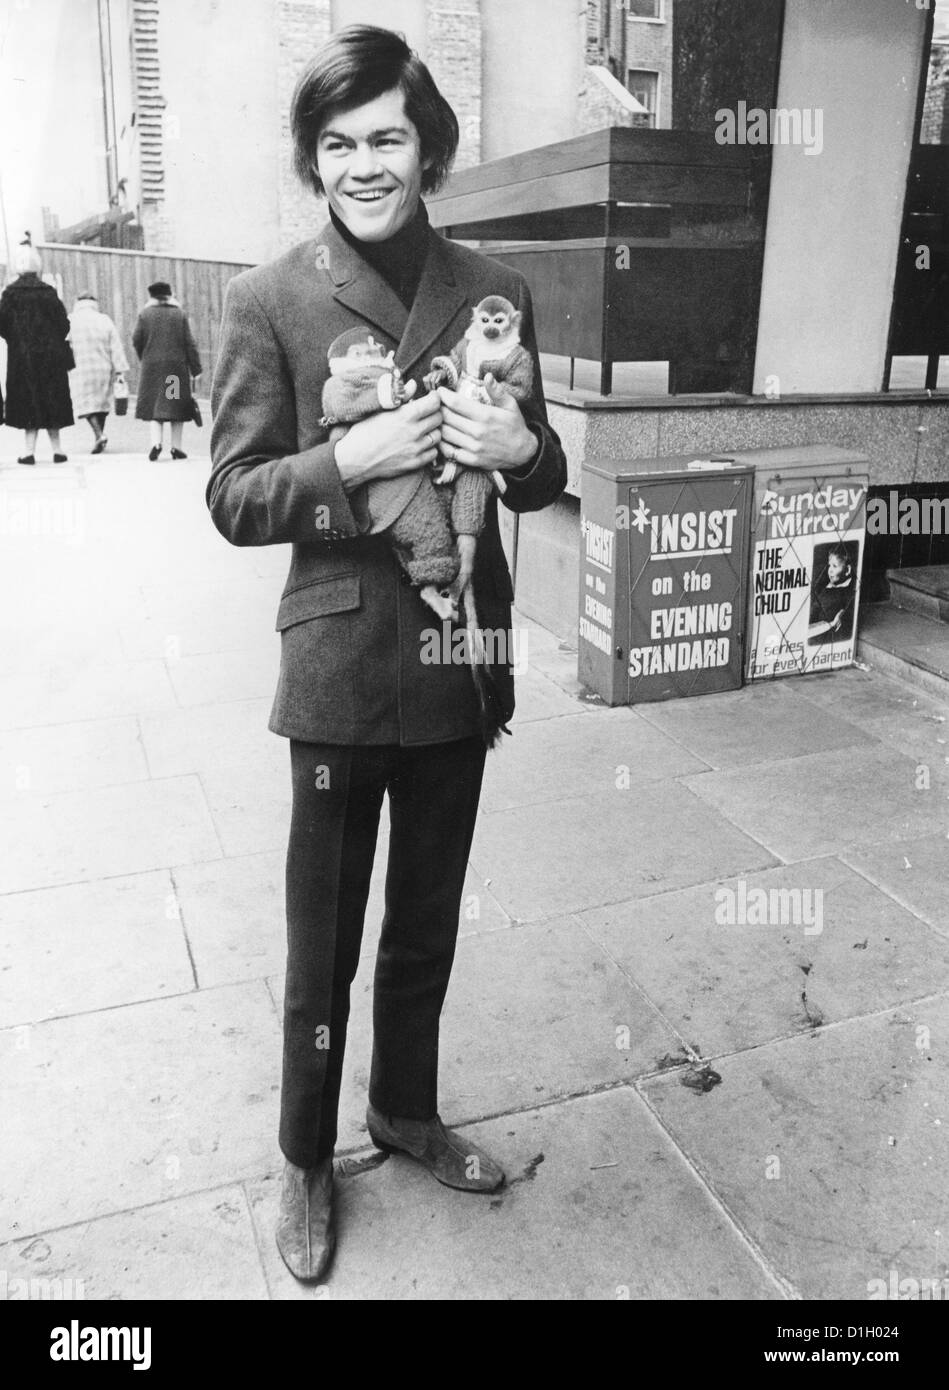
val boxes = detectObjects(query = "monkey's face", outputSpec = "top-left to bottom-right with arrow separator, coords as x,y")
315,89 -> 428,244
477,310 -> 510,341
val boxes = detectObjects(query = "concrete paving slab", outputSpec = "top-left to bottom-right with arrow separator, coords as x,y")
455,869 -> 513,938
0,1185 -> 268,1300
639,680 -> 872,771
437,917 -> 682,1116
165,647 -> 280,708
855,714 -> 949,774
791,672 -> 949,768
685,745 -> 947,862
173,851 -> 286,989
0,775 -> 222,895
510,611 -> 563,655
792,666 -> 949,724
479,709 -> 708,814
0,869 -> 194,1026
528,643 -> 588,701
0,716 -> 149,799
510,667 -> 585,723
198,761 -> 291,858
1,982 -> 281,1238
470,783 -> 777,922
139,700 -> 276,778
580,858 -> 949,1057
842,833 -> 949,939
138,578 -> 282,625
0,660 -> 178,732
639,1001 -> 949,1300
0,621 -> 129,678
246,1088 -> 784,1300
118,609 -> 275,661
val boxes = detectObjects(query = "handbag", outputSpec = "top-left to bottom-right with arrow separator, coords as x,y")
113,375 -> 129,417
190,396 -> 203,427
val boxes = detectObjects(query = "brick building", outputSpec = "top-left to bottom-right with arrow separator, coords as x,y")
583,0 -> 674,130
2,0 -> 682,266
921,37 -> 949,143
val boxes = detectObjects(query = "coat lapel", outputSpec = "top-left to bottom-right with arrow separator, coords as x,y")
318,219 -> 407,348
395,232 -> 468,376
317,216 -> 468,376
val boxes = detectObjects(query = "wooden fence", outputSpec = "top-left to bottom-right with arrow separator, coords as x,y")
36,243 -> 252,394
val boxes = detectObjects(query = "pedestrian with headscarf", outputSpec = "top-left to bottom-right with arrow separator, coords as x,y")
0,240 -> 74,465
132,280 -> 202,460
68,291 -> 129,454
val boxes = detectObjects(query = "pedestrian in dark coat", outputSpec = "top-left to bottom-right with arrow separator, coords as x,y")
132,282 -> 202,460
208,25 -> 567,1286
0,244 -> 74,465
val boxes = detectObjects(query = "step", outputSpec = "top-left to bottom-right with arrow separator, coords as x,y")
886,565 -> 949,623
858,602 -> 949,700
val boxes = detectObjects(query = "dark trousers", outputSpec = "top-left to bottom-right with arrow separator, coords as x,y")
279,736 -> 487,1168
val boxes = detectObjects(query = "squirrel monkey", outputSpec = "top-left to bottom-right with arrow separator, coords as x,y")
321,329 -> 459,621
422,297 -> 535,746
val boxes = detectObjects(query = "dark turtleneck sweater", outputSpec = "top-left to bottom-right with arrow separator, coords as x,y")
329,201 -> 431,309
329,198 -> 544,471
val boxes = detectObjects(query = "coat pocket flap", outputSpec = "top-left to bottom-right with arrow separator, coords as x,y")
276,574 -> 361,630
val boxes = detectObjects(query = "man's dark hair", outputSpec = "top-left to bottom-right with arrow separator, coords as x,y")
291,25 -> 459,197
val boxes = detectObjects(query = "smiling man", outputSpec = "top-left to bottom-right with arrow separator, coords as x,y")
208,25 -> 567,1284
316,97 -> 425,241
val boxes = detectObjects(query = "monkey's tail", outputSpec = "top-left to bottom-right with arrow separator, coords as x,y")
461,579 -> 512,750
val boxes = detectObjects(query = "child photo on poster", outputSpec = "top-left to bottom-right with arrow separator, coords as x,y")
808,539 -> 859,646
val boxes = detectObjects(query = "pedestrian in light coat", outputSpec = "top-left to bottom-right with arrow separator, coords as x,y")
68,292 -> 129,454
132,281 -> 202,460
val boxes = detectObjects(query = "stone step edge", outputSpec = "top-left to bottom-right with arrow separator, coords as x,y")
886,580 -> 949,624
857,618 -> 949,702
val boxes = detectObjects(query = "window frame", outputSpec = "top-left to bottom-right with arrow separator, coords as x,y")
624,0 -> 666,25
626,66 -> 661,127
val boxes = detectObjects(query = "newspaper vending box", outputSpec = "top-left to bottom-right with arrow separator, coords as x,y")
728,446 -> 870,681
578,457 -> 755,705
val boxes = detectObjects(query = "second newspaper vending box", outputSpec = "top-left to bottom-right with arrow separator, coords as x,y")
727,445 -> 870,681
578,456 -> 755,705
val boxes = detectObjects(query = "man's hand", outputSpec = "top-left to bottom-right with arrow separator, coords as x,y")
437,374 -> 536,472
335,388 -> 442,493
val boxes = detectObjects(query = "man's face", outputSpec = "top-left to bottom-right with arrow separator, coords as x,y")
316,88 -> 426,243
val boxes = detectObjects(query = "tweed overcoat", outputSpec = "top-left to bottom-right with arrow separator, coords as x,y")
0,274 -> 74,430
207,212 -> 568,746
132,301 -> 202,421
68,301 -> 130,416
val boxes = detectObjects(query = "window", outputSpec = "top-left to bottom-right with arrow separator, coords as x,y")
625,0 -> 664,21
627,69 -> 659,127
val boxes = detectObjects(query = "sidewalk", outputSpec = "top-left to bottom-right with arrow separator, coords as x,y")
1,446 -> 948,1301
